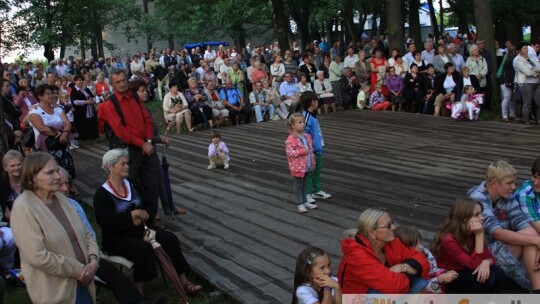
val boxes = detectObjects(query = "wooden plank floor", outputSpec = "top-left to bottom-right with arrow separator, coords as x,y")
72,111 -> 540,303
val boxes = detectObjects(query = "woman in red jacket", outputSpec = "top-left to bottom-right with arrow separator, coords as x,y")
337,208 -> 430,294
430,198 -> 505,293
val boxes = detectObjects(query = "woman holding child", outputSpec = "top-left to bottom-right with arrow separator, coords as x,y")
337,208 -> 430,294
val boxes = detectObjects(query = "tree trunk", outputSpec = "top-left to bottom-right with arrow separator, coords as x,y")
80,36 -> 86,60
473,0 -> 498,106
290,3 -> 311,51
90,33 -> 98,59
44,0 -> 54,61
439,0 -> 444,35
90,0 -> 104,58
59,0 -> 70,59
531,19 -> 540,42
371,11 -> 378,38
168,36 -> 174,50
408,0 -> 422,50
343,0 -> 357,47
427,0 -> 439,41
142,0 -> 152,52
385,0 -> 404,53
271,0 -> 290,56
505,17 -> 523,43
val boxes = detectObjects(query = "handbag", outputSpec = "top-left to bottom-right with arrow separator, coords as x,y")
45,127 -> 66,151
22,127 -> 35,148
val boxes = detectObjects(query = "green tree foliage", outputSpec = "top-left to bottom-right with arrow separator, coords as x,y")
2,0 -> 139,60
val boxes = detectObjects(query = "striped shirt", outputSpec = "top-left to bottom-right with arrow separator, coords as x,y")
515,180 -> 540,222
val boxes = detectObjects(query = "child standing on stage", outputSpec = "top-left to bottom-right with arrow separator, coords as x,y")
292,247 -> 342,304
286,112 -> 317,213
301,91 -> 332,204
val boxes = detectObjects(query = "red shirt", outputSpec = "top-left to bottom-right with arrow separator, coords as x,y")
436,233 -> 495,271
100,90 -> 153,148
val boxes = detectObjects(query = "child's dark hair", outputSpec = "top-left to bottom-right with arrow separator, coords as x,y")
300,90 -> 318,110
395,226 -> 422,247
292,246 -> 327,304
210,130 -> 220,139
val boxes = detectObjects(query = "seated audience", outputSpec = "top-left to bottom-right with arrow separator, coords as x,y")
163,82 -> 193,134
337,208 -> 430,294
203,80 -> 228,127
339,68 -> 359,110
263,80 -> 287,120
93,149 -> 202,296
433,63 -> 460,116
220,79 -> 251,125
296,74 -> 313,94
368,84 -> 391,111
468,160 -> 540,292
184,77 -> 214,128
385,66 -> 404,112
431,198 -> 505,293
279,72 -> 300,110
313,71 -> 335,114
57,167 -> 160,304
249,81 -> 274,123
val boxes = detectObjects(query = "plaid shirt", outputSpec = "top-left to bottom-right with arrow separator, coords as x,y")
515,180 -> 540,222
468,181 -> 531,245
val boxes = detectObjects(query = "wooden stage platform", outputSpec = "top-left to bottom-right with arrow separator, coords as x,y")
73,110 -> 539,303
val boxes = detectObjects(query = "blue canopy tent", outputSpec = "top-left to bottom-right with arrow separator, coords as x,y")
184,41 -> 229,50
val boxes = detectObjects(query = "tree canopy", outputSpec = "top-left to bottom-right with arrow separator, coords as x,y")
1,0 -> 538,61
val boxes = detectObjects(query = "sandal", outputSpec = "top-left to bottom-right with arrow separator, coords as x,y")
173,207 -> 187,215
183,281 -> 202,294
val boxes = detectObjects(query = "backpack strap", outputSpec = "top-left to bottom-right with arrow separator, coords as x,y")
108,94 -> 126,126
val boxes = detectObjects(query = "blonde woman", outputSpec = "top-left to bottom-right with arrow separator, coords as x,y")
465,44 -> 488,90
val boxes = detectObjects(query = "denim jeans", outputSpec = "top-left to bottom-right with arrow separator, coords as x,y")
253,104 -> 275,122
367,277 -> 428,294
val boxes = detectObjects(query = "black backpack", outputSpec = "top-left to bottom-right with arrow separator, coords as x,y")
103,93 -> 141,149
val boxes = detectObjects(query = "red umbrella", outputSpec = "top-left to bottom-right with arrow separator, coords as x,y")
144,226 -> 189,304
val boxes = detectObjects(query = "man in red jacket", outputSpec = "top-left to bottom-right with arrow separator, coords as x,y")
100,70 -> 161,223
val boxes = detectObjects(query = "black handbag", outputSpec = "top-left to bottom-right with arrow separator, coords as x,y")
22,127 -> 35,148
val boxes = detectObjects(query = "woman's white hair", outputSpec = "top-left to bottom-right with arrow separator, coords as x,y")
102,148 -> 129,173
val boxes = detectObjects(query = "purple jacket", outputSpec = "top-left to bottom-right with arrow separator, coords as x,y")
385,75 -> 404,94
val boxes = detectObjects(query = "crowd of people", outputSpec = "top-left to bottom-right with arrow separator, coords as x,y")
1,32 -> 540,303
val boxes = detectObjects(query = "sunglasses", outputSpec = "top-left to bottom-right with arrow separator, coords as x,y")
375,220 -> 394,230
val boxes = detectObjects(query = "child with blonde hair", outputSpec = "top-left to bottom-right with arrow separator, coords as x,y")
286,113 -> 316,213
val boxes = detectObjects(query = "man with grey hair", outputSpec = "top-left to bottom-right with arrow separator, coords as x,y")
447,43 -> 465,72
421,42 -> 435,64
45,60 -> 58,76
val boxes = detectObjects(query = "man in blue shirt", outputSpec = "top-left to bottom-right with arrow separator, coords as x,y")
319,37 -> 329,53
219,79 -> 251,125
279,72 -> 299,109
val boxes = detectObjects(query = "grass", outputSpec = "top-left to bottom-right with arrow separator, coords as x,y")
6,201 -> 239,304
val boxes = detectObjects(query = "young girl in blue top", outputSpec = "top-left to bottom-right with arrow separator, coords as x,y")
300,91 -> 332,203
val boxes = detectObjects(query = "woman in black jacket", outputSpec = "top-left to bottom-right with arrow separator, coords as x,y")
455,66 -> 480,102
433,63 -> 461,116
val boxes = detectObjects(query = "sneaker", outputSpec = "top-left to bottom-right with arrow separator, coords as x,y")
224,163 -> 230,169
304,202 -> 318,209
70,143 -> 80,149
297,205 -> 308,213
306,194 -> 316,203
207,164 -> 216,170
312,191 -> 332,199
